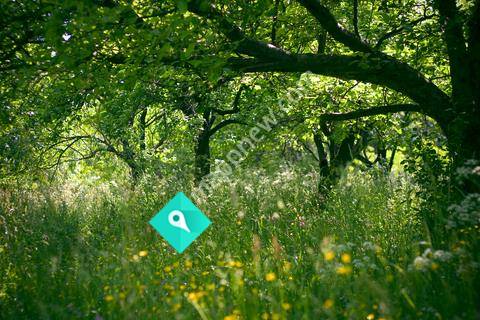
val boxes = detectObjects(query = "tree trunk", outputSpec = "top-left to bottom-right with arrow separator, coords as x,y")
442,109 -> 480,162
194,120 -> 212,184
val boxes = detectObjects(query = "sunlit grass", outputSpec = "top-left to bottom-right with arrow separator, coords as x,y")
0,168 -> 478,319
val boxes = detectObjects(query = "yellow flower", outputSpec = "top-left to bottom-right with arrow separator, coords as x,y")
367,313 -> 375,320
261,313 -> 269,320
172,303 -> 181,312
323,298 -> 334,309
224,315 -> 238,320
119,292 -> 126,300
139,250 -> 148,257
187,291 -> 206,302
265,272 -> 277,281
341,253 -> 351,264
336,265 -> 352,275
324,250 -> 335,261
164,266 -> 172,272
185,260 -> 193,268
104,295 -> 114,302
132,254 -> 140,262
272,313 -> 280,320
282,302 -> 292,310
431,262 -> 439,270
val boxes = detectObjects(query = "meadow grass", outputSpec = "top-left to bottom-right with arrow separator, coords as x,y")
0,168 -> 478,319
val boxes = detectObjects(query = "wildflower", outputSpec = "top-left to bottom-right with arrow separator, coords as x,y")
324,250 -> 335,261
341,253 -> 351,264
277,199 -> 285,209
413,256 -> 429,271
132,254 -> 140,262
119,292 -> 126,300
227,260 -> 243,268
187,291 -> 206,302
265,272 -> 277,281
172,303 -> 181,312
323,298 -> 334,309
224,315 -> 238,320
433,250 -> 452,262
431,262 -> 439,270
164,266 -> 172,272
298,215 -> 306,227
283,261 -> 292,272
261,313 -> 269,320
336,265 -> 352,275
367,314 -> 375,320
272,313 -> 280,320
104,295 -> 114,302
282,302 -> 292,311
139,250 -> 148,257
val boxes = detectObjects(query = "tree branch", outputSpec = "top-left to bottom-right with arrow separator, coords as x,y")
374,14 -> 435,49
209,118 -> 247,137
211,84 -> 247,115
353,0 -> 360,38
187,0 -> 450,123
271,0 -> 281,45
297,0 -> 372,52
321,104 -> 420,122
187,0 -> 292,61
228,55 -> 449,118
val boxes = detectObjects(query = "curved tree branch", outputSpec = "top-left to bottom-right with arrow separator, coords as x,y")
297,0 -> 372,52
228,55 -> 449,119
320,104 -> 420,122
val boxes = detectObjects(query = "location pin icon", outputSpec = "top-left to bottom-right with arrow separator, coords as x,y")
168,210 -> 191,233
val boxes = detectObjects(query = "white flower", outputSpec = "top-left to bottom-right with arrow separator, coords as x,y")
433,250 -> 452,262
413,256 -> 430,270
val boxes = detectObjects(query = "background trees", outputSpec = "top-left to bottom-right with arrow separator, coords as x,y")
1,0 -> 477,184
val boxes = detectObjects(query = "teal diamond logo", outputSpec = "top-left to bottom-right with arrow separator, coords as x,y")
149,192 -> 211,253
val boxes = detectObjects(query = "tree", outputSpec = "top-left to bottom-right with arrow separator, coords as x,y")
185,0 -> 479,166
175,80 -> 249,182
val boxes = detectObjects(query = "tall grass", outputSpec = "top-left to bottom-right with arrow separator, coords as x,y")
0,168 -> 478,319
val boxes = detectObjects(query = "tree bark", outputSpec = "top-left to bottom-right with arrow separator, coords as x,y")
194,111 -> 213,184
